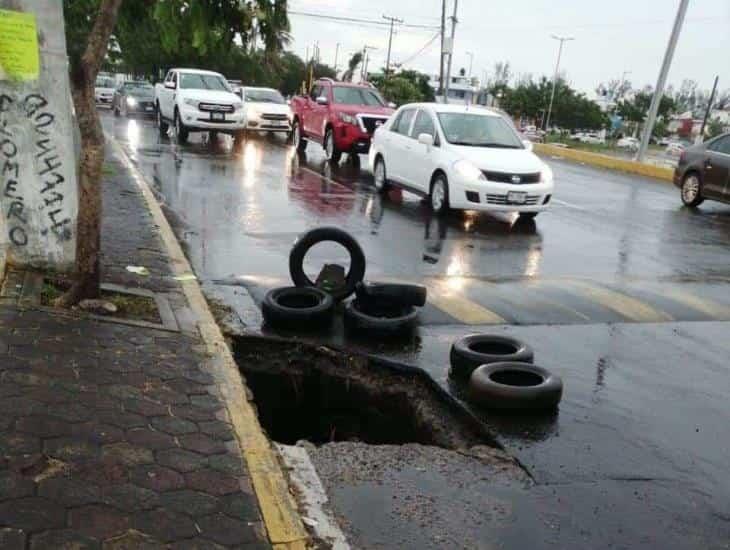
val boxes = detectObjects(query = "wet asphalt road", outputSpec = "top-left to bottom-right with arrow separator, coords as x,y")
105,113 -> 730,549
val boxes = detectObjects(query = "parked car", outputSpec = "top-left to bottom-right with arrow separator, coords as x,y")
580,133 -> 606,145
241,87 -> 292,135
570,132 -> 585,141
666,141 -> 687,157
95,75 -> 116,108
290,78 -> 395,163
617,137 -> 640,150
113,80 -> 155,117
369,103 -> 554,218
674,132 -> 730,207
657,137 -> 672,146
155,68 -> 245,143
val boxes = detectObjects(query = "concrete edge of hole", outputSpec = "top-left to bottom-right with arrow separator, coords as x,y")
276,443 -> 351,550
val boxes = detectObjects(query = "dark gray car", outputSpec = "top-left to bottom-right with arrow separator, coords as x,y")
113,81 -> 156,117
674,132 -> 730,207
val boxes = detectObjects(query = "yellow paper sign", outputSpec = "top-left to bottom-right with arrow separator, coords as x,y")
0,9 -> 40,81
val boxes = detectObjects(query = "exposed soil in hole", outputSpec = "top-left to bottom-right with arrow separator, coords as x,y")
42,279 -> 161,324
470,341 -> 519,355
233,335 -> 500,450
490,370 -> 544,387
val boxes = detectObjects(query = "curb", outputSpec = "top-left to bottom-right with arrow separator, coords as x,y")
108,136 -> 308,549
535,143 -> 675,183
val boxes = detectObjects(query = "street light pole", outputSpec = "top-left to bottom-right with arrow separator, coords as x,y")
383,14 -> 404,79
443,0 -> 459,104
466,51 -> 474,79
333,43 -> 340,74
438,0 -> 446,97
636,0 -> 689,162
544,34 -> 574,132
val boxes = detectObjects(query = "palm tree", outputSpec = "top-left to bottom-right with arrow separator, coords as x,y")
254,0 -> 291,54
342,52 -> 363,82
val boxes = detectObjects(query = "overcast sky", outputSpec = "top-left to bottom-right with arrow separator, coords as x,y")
288,0 -> 729,96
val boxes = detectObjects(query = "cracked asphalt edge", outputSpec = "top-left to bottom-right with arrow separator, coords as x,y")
107,134 -> 309,549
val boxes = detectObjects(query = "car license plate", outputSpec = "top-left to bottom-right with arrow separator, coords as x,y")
145,106 -> 153,112
211,112 -> 224,121
507,191 -> 527,204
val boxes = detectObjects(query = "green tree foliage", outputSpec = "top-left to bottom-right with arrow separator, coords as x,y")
617,91 -> 675,126
369,70 -> 435,106
343,52 -> 363,82
707,118 -> 725,139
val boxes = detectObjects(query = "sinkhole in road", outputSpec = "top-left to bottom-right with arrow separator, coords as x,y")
232,335 -> 498,449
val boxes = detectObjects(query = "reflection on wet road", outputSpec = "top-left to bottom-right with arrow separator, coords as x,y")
106,113 -> 730,548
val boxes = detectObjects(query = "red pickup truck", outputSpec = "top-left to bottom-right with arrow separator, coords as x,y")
290,78 -> 395,163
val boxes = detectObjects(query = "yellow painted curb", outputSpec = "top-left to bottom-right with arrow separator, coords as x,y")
108,138 -> 309,547
535,143 -> 675,183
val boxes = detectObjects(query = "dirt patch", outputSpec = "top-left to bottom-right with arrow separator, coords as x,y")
233,335 -> 500,450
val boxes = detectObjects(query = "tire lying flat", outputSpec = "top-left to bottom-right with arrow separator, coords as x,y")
355,281 -> 427,308
468,362 -> 563,410
262,287 -> 334,329
289,227 -> 366,301
450,334 -> 534,379
344,300 -> 418,334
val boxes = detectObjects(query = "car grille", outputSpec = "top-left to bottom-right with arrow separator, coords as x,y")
262,113 -> 289,121
198,103 -> 235,113
138,101 -> 154,110
482,171 -> 541,184
486,194 -> 542,205
360,116 -> 389,134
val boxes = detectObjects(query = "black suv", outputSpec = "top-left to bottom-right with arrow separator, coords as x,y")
674,132 -> 730,207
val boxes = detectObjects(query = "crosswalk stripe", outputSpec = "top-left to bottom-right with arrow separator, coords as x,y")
557,280 -> 673,323
647,286 -> 730,320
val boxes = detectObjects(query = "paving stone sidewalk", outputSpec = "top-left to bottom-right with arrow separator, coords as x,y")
0,151 -> 270,548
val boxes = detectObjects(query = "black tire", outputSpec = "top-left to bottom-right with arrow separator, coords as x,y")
174,110 -> 189,144
681,172 -> 704,207
373,156 -> 390,194
324,128 -> 342,164
344,300 -> 418,334
450,334 -> 534,379
430,173 -> 450,216
355,281 -> 427,308
289,227 -> 366,301
157,107 -> 168,137
519,212 -> 539,220
261,287 -> 334,328
293,119 -> 307,153
468,362 -> 563,410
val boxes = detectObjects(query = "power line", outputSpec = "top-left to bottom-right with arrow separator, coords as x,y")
396,32 -> 441,68
288,10 -> 440,30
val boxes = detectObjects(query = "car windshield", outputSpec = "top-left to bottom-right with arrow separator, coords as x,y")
245,89 -> 285,104
96,77 -> 115,88
333,87 -> 385,106
437,113 -> 524,148
124,82 -> 153,95
179,73 -> 230,91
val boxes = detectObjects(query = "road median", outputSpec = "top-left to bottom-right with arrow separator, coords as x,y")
535,143 -> 674,183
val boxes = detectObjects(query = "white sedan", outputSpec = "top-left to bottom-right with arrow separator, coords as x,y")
617,137 -> 640,149
369,103 -> 554,218
240,87 -> 292,134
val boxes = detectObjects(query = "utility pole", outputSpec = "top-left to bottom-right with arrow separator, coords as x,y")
361,45 -> 377,82
333,43 -> 340,74
636,0 -> 689,161
544,34 -> 574,132
443,0 -> 459,104
466,51 -> 474,79
438,0 -> 446,97
699,75 -> 719,142
383,14 -> 404,79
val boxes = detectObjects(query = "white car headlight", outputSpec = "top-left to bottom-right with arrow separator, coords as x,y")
183,98 -> 199,108
338,112 -> 358,126
540,163 -> 553,183
453,160 -> 485,181
126,97 -> 137,107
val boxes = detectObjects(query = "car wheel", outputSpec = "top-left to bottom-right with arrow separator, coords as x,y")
157,107 -> 168,137
681,172 -> 704,207
430,174 -> 450,215
293,120 -> 307,153
261,287 -> 335,329
174,110 -> 188,144
450,334 -> 534,379
374,157 -> 390,193
468,362 -> 563,410
324,128 -> 342,164
289,227 -> 366,301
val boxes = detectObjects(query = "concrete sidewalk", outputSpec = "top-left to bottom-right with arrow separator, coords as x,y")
0,148 -> 304,548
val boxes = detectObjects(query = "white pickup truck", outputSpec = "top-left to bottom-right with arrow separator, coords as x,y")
155,68 -> 245,143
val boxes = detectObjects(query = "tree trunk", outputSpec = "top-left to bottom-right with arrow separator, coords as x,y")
56,0 -> 123,307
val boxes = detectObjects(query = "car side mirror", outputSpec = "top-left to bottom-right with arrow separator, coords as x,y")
418,133 -> 434,147
388,102 -> 397,109
316,96 -> 329,105
522,140 -> 534,151
164,81 -> 176,90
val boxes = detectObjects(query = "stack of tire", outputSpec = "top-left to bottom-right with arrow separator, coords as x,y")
261,227 -> 426,334
450,334 -> 563,411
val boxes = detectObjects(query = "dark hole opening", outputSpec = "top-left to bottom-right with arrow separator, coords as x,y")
489,370 -> 544,387
469,341 -> 519,355
277,293 -> 320,309
354,300 -> 411,319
